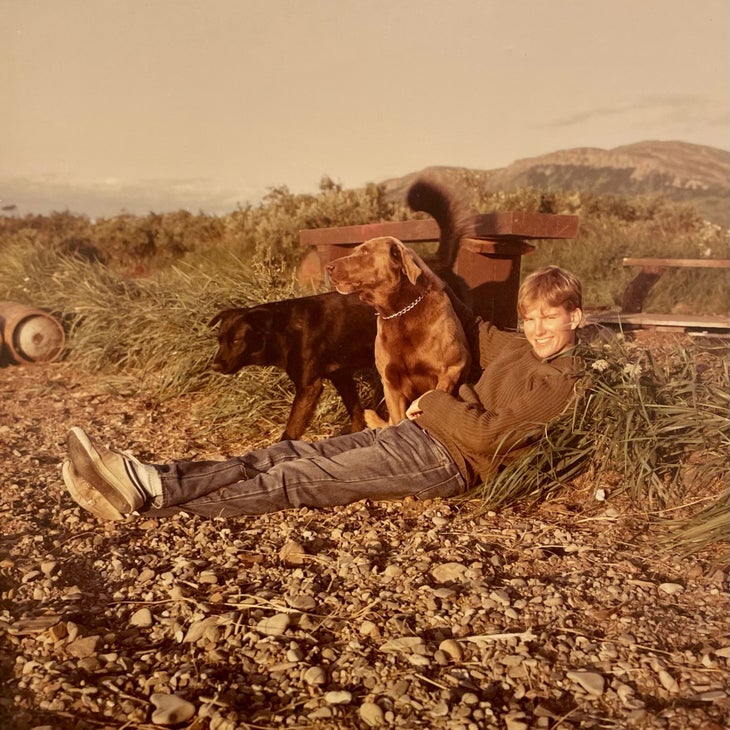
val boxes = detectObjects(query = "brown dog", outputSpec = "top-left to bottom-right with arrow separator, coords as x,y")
209,292 -> 377,440
326,237 -> 470,426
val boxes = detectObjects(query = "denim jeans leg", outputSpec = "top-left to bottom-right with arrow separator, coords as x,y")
150,420 -> 465,518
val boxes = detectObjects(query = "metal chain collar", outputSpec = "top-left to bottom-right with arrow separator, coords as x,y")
377,290 -> 428,320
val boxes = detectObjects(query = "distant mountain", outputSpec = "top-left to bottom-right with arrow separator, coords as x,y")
381,141 -> 729,227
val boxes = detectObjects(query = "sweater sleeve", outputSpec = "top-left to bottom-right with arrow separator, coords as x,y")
417,365 -> 578,457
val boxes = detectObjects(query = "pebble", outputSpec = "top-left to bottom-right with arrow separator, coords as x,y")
380,636 -> 424,653
490,588 -> 511,606
303,666 -> 326,686
360,620 -> 379,638
130,608 -> 154,627
659,582 -> 684,595
66,635 -> 101,659
286,593 -> 316,611
40,560 -> 58,576
566,670 -> 605,696
324,690 -> 352,705
658,669 -> 679,692
150,693 -> 196,725
280,540 -> 307,566
431,562 -> 466,583
359,701 -> 384,726
438,639 -> 463,661
256,613 -> 290,636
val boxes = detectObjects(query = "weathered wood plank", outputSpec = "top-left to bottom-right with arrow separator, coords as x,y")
623,257 -> 730,269
299,212 -> 579,247
589,311 -> 730,332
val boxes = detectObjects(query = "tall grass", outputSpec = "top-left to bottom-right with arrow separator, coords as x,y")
469,331 -> 729,554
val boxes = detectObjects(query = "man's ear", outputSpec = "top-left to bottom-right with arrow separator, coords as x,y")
570,308 -> 583,329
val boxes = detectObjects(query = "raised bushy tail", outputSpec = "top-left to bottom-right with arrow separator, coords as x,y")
406,177 -> 472,271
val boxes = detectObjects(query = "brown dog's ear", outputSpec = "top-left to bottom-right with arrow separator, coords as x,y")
398,242 -> 425,286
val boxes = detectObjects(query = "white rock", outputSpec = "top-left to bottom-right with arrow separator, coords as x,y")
490,589 -> 511,606
504,715 -> 529,730
380,636 -> 424,653
360,620 -> 379,638
658,583 -> 684,595
658,669 -> 679,692
66,635 -> 101,659
303,666 -> 327,686
150,693 -> 196,725
324,690 -> 352,705
359,702 -> 384,726
438,639 -> 463,661
567,670 -> 605,696
431,562 -> 466,583
40,560 -> 58,576
130,608 -> 153,627
256,613 -> 290,636
280,540 -> 306,566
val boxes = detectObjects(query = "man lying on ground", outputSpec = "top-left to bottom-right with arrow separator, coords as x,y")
62,266 -> 585,521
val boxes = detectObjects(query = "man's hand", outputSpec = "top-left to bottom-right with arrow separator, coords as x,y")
406,390 -> 435,420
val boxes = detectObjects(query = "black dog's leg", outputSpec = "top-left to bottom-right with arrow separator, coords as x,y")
280,379 -> 325,441
329,369 -> 367,433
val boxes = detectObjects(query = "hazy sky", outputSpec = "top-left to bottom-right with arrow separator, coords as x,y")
2,0 -> 728,216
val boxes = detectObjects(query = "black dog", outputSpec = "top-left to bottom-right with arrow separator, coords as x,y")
209,292 -> 377,440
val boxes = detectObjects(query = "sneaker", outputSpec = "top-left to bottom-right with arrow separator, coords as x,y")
62,460 -> 124,521
66,427 -> 148,514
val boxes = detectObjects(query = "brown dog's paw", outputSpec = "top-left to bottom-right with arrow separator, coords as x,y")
364,409 -> 389,429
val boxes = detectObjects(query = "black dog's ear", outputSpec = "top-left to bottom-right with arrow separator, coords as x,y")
208,308 -> 242,328
245,307 -> 274,332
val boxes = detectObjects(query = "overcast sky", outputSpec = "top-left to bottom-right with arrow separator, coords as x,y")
2,0 -> 728,216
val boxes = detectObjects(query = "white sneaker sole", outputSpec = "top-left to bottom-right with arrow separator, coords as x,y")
62,460 -> 124,521
66,427 -> 144,513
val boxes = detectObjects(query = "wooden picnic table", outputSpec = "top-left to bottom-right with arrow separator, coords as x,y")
299,212 -> 579,329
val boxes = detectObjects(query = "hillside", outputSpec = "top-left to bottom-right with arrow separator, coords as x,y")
381,141 -> 730,226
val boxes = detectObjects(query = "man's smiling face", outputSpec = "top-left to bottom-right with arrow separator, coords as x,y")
521,302 -> 581,359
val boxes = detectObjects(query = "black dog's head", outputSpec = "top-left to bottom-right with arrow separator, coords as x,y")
208,307 -> 277,374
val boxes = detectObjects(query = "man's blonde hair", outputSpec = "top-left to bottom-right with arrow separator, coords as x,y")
517,266 -> 583,317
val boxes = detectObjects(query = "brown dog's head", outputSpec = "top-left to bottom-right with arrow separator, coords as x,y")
208,307 -> 277,374
325,236 -> 428,306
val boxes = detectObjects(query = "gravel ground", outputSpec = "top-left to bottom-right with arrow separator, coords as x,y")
0,360 -> 727,730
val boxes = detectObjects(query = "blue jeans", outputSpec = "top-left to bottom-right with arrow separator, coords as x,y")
149,419 -> 466,518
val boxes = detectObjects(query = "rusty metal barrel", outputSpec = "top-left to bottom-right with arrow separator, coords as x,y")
0,301 -> 66,364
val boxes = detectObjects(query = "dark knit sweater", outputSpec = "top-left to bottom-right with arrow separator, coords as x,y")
417,322 -> 583,487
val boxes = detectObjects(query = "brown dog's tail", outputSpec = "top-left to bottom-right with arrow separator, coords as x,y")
406,177 -> 472,271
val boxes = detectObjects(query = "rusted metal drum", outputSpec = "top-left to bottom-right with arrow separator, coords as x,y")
0,301 -> 66,364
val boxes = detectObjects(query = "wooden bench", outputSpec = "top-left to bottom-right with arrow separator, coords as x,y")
620,257 -> 730,314
590,257 -> 730,335
298,212 -> 579,329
